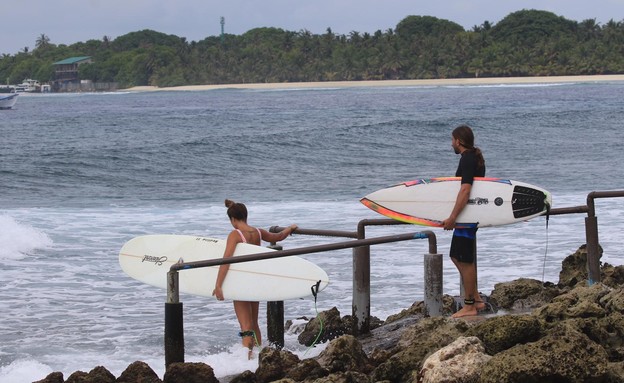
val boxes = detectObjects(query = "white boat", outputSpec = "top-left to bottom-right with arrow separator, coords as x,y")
15,79 -> 40,93
0,93 -> 18,109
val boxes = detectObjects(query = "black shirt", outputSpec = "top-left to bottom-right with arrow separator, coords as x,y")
456,150 -> 485,184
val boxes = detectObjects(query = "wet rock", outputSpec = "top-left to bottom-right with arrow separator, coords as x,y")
65,371 -> 88,383
479,324 -> 610,383
309,371 -> 372,383
385,295 -> 456,323
163,362 -> 218,383
489,278 -> 561,310
298,307 -> 350,346
228,369 -> 256,383
255,347 -> 299,383
117,361 -> 162,383
371,317 -> 468,382
602,263 -> 624,287
534,283 -> 611,323
228,370 -> 256,383
419,336 -> 491,383
466,314 -> 542,355
284,358 -> 328,381
600,285 -> 624,313
63,367 -> 116,383
33,371 -> 64,383
559,244 -> 604,288
608,361 -> 624,382
316,334 -> 372,374
87,366 -> 116,383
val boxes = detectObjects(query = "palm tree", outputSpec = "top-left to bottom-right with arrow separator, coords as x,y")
35,34 -> 51,49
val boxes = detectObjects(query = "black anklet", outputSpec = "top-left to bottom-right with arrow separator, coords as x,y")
464,298 -> 475,305
239,330 -> 255,338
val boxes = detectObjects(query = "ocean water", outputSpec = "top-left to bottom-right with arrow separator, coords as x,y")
1,81 -> 623,382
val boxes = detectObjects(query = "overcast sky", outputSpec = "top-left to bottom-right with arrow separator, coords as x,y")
2,0 -> 623,55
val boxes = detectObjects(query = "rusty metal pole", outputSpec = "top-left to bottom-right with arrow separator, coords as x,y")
353,222 -> 371,336
586,193 -> 601,285
266,301 -> 284,349
165,270 -> 184,366
266,240 -> 285,348
585,215 -> 600,285
584,191 -> 624,285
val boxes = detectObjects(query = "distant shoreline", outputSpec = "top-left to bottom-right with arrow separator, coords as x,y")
124,74 -> 624,92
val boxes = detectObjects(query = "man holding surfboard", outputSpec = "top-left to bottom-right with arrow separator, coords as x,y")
212,199 -> 298,358
441,125 -> 487,318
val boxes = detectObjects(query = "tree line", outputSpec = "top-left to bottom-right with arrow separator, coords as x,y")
1,9 -> 623,89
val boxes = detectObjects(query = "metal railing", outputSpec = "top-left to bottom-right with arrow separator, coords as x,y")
270,219 -> 440,338
162,190 -> 624,366
164,221 -> 440,366
585,191 -> 624,284
544,190 -> 624,285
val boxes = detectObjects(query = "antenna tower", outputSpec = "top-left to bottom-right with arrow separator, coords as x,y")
220,17 -> 225,44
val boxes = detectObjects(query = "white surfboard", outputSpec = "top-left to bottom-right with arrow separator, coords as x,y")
119,234 -> 329,301
361,177 -> 551,228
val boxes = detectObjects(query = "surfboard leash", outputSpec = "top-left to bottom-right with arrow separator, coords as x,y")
304,280 -> 324,356
541,202 -> 551,283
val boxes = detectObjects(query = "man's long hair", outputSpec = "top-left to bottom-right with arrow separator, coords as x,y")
453,124 -> 485,169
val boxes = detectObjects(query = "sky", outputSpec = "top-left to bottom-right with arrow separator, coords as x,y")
2,0 -> 623,55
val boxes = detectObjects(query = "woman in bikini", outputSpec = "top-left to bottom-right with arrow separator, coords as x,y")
212,199 -> 297,358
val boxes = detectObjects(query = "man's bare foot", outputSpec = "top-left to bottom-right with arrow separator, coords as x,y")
452,304 -> 478,318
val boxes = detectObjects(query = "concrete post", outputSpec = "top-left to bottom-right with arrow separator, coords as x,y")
352,244 -> 371,336
424,253 -> 443,316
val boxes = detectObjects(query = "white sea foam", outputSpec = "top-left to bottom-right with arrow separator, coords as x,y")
0,215 -> 53,260
0,359 -> 53,383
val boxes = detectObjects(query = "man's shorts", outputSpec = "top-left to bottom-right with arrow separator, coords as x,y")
450,228 -> 477,264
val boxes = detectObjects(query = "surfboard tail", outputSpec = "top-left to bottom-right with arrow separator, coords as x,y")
511,185 -> 550,218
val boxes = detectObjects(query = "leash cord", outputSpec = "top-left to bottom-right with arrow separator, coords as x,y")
541,204 -> 551,283
304,280 -> 323,356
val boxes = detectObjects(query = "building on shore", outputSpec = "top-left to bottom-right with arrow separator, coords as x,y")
52,56 -> 118,92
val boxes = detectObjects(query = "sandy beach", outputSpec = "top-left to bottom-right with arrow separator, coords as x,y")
125,74 -> 624,92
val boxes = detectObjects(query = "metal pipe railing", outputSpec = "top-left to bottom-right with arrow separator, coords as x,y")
165,230 -> 435,365
273,219 -> 440,335
169,232 -> 428,272
353,219 -> 439,334
163,190 -> 624,367
585,190 -> 624,285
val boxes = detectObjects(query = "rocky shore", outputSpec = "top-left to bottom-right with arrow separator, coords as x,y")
36,244 -> 624,383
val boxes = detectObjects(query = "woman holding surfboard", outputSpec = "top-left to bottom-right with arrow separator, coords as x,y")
441,125 -> 487,318
212,199 -> 298,358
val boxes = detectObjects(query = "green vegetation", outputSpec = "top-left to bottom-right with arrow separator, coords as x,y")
1,10 -> 623,88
